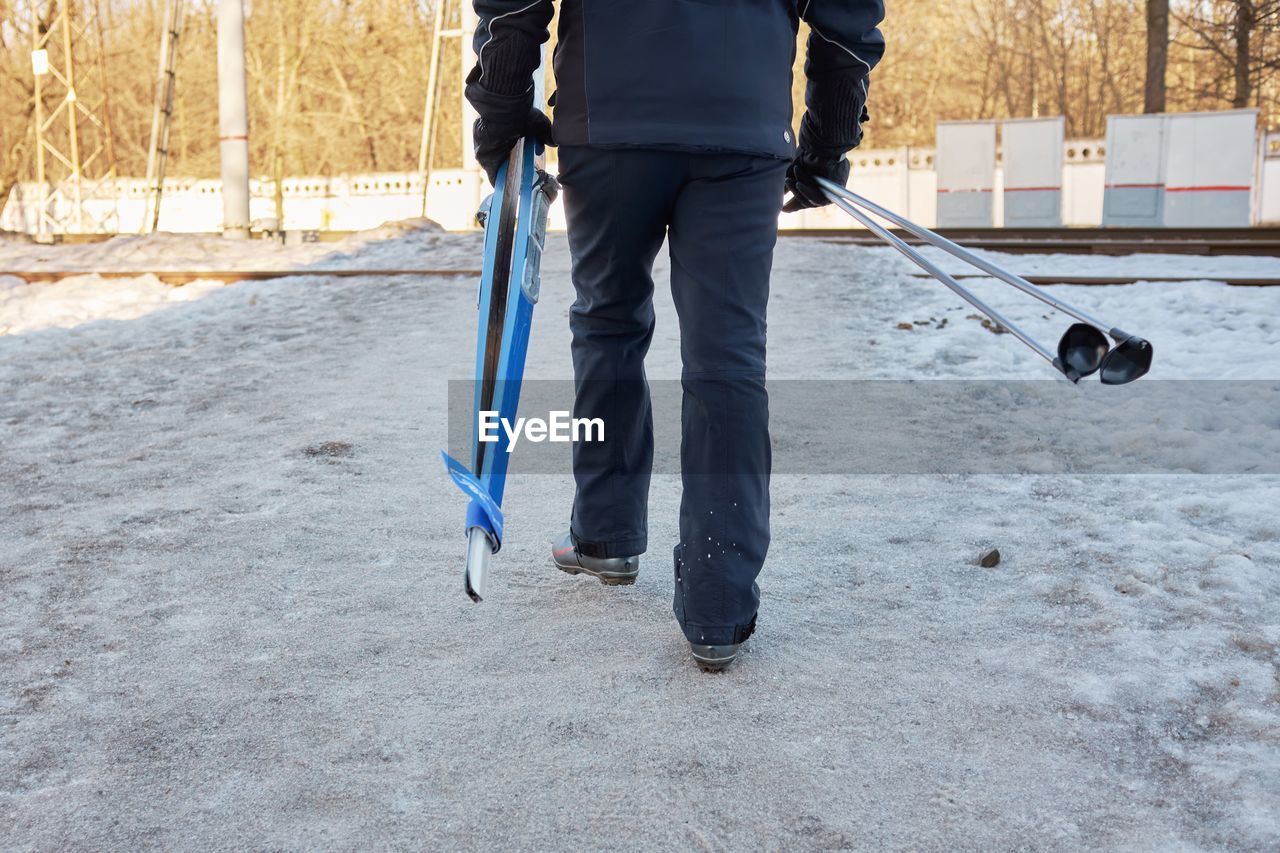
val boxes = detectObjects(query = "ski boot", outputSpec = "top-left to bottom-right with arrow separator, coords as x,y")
551,531 -> 640,586
689,642 -> 742,672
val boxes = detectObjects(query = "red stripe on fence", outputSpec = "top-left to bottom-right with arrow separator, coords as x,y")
1105,183 -> 1247,192
1165,185 -> 1250,193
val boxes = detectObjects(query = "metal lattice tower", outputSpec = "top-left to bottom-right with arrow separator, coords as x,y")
418,0 -> 482,216
29,0 -> 119,239
142,0 -> 184,234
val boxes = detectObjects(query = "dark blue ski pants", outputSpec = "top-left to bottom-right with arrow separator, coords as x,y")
558,146 -> 788,646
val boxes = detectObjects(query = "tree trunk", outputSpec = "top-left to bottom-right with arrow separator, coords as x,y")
1144,0 -> 1169,113
1233,0 -> 1255,109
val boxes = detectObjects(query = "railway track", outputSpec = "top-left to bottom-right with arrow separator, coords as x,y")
4,226 -> 1277,287
805,226 -> 1280,256
908,273 -> 1279,286
2,268 -> 481,285
11,226 -> 1280,256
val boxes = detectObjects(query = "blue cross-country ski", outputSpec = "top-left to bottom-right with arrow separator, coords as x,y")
441,136 -> 559,602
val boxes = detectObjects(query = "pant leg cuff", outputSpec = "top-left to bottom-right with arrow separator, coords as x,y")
676,614 -> 757,647
571,530 -> 647,559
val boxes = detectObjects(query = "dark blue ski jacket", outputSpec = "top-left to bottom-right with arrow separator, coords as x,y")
465,0 -> 886,162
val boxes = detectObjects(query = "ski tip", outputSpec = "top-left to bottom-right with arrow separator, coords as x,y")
463,527 -> 493,603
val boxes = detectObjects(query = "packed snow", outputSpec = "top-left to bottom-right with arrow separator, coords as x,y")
2,223 -> 1277,849
0,220 -> 481,336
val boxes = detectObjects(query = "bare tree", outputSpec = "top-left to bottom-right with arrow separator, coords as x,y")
1,0 -> 1276,196
1146,0 -> 1170,111
1233,0 -> 1256,107
0,1 -> 40,204
1173,0 -> 1279,114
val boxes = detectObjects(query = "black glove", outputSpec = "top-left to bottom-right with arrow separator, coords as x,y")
783,146 -> 851,213
783,98 -> 869,212
473,108 -> 554,186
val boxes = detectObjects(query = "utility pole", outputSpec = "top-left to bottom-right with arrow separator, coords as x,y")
460,3 -> 479,175
143,0 -> 183,233
29,0 -> 119,240
418,0 -> 462,216
217,0 -> 251,238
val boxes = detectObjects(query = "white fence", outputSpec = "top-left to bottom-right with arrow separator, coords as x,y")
1,170 -> 495,235
1262,133 -> 1280,225
5,147 -> 1102,235
3,109 -> 1276,235
782,138 -> 1107,230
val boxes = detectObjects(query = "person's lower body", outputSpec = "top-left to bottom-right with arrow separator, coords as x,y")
555,145 -> 786,654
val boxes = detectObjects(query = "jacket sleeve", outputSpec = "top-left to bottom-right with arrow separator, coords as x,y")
798,0 -> 886,156
464,0 -> 555,120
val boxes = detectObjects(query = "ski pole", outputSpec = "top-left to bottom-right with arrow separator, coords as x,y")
816,179 -> 1154,344
816,179 -> 1153,385
817,179 -> 1110,329
818,188 -> 1078,380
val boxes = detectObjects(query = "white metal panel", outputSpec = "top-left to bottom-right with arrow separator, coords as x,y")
1002,117 -> 1065,188
1104,115 -> 1165,184
1001,117 -> 1064,227
936,121 -> 996,191
936,120 -> 996,226
1102,114 -> 1166,226
1164,109 -> 1257,190
1163,108 -> 1257,226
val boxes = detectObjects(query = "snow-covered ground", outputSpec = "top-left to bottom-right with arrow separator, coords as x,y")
0,221 -> 480,336
2,225 -> 1278,849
